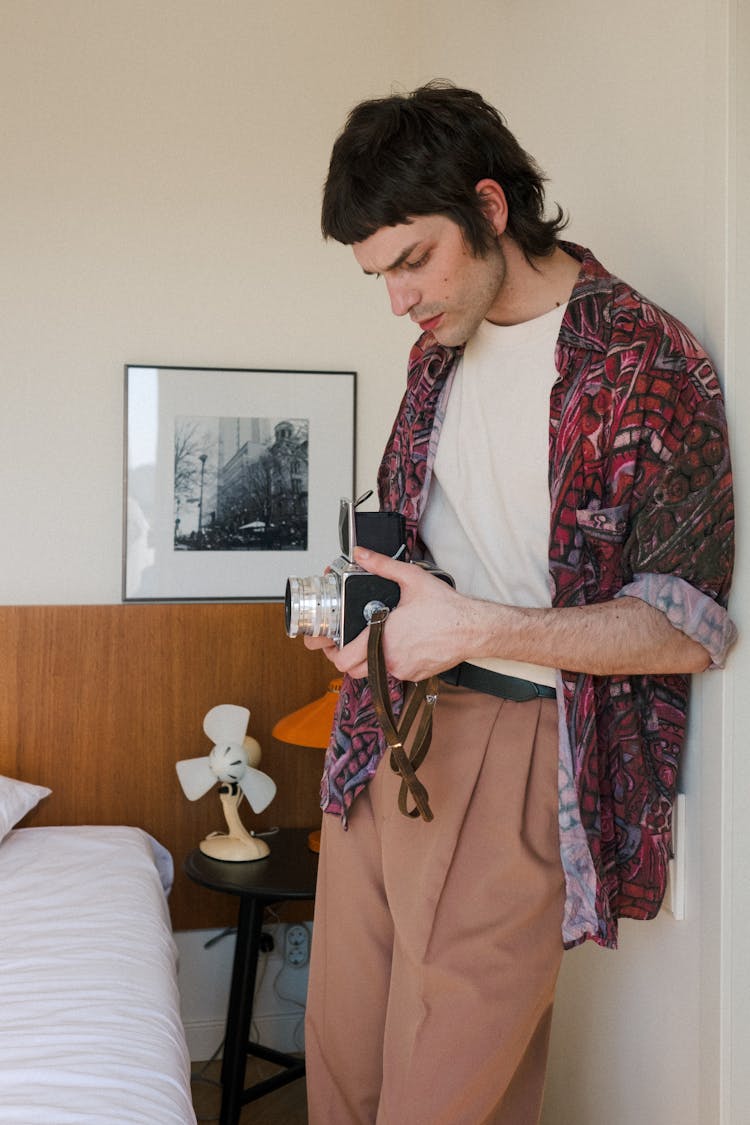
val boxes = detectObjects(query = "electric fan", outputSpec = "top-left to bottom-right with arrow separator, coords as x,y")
175,704 -> 277,861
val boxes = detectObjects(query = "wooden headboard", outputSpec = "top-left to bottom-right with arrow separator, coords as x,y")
0,603 -> 333,930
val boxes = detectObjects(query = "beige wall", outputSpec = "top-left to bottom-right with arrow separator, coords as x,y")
1,1 -> 742,1121
0,0 -> 715,606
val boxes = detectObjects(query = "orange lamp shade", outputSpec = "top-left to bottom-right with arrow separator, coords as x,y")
271,678 -> 342,748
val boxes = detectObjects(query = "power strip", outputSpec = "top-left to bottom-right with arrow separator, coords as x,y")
284,924 -> 310,967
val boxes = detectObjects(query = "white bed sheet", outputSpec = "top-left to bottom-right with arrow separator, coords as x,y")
0,825 -> 196,1124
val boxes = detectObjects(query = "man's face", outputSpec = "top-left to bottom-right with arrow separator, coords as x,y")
352,214 -> 507,346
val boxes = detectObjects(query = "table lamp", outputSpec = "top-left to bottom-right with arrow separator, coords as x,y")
272,678 -> 341,852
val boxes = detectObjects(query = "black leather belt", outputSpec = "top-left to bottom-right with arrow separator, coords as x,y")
438,662 -> 556,702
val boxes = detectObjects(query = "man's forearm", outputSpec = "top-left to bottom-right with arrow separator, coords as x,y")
464,594 -> 711,677
310,549 -> 712,682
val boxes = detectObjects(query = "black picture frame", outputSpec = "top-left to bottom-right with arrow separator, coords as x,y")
123,364 -> 356,601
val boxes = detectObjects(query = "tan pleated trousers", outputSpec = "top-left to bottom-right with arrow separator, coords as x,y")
305,683 -> 565,1125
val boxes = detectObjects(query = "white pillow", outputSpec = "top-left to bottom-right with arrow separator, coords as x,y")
0,775 -> 52,842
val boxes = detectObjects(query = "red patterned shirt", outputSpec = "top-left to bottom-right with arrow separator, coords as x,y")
320,244 -> 736,948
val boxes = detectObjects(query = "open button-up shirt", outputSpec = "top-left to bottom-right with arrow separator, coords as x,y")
320,243 -> 735,949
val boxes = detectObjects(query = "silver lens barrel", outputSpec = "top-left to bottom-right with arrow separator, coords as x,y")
285,574 -> 341,641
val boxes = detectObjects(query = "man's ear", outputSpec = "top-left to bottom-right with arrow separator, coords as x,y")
475,178 -> 509,236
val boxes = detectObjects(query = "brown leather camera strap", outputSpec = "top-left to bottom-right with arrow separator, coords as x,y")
366,606 -> 437,822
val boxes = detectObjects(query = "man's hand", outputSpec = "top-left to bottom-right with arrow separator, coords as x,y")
304,547 -> 467,681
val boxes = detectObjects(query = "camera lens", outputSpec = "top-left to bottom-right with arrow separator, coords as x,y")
285,574 -> 341,641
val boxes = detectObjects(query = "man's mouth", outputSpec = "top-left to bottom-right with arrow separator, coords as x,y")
416,313 -> 443,333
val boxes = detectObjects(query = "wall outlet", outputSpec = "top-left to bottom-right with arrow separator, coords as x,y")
284,923 -> 310,967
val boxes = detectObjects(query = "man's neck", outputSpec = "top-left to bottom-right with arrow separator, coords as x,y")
486,241 -> 581,326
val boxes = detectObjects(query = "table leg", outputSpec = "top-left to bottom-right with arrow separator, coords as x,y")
219,894 -> 264,1125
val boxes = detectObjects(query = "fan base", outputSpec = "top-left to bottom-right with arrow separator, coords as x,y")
199,833 -> 270,862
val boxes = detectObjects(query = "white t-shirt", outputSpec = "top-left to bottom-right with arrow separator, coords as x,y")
420,303 -> 567,687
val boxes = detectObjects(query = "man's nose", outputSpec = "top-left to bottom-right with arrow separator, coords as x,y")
386,276 -> 419,317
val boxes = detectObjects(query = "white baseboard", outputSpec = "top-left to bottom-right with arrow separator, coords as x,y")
184,1018 -> 226,1064
185,1010 -> 306,1062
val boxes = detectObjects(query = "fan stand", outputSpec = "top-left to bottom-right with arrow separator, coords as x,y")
199,783 -> 270,862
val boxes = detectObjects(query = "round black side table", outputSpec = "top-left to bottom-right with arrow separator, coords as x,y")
185,827 -> 319,1125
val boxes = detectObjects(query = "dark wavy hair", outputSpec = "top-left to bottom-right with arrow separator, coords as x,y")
322,81 -> 567,260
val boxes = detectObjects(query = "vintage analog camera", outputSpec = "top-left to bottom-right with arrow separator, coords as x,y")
285,494 -> 452,648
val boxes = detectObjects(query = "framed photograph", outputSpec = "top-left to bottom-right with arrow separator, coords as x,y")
123,365 -> 356,601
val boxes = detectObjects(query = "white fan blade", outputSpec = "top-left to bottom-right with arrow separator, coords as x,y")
238,767 -> 277,814
176,756 -> 216,801
203,704 -> 250,746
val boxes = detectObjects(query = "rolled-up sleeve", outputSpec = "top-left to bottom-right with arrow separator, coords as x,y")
616,572 -> 737,668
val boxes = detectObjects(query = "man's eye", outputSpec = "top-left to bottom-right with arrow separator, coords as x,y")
405,253 -> 428,270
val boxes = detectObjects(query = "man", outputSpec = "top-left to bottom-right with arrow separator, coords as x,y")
302,82 -> 735,1124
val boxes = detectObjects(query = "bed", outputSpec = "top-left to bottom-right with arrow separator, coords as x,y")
0,777 -> 196,1125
